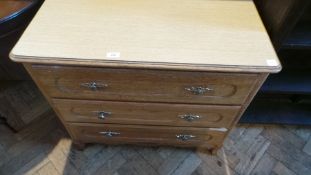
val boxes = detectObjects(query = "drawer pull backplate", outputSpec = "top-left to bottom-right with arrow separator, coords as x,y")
176,134 -> 196,141
97,111 -> 112,120
81,82 -> 108,91
179,114 -> 201,122
185,86 -> 213,95
99,131 -> 120,137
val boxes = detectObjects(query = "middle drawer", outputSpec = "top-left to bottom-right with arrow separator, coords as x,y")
52,99 -> 240,128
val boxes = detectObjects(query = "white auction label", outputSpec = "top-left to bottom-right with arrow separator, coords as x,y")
266,59 -> 278,66
106,52 -> 120,58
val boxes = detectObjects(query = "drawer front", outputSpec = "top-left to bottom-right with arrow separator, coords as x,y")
53,99 -> 240,128
29,65 -> 258,105
68,123 -> 226,148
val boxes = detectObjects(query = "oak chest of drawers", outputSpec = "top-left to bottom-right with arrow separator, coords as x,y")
10,0 -> 281,154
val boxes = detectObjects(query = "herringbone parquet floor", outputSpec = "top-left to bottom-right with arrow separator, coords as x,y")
1,109 -> 311,175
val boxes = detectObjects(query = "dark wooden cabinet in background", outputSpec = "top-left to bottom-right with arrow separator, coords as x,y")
0,0 -> 47,131
241,0 -> 311,125
0,0 -> 43,80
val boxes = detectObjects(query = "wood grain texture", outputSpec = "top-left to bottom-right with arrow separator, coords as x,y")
23,63 -> 77,140
52,99 -> 241,128
68,123 -> 226,149
10,0 -> 281,73
222,73 -> 268,143
187,73 -> 268,152
27,64 -> 258,105
23,62 -> 266,152
254,0 -> 311,50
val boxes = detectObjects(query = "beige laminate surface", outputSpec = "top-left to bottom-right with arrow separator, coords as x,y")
10,0 -> 281,72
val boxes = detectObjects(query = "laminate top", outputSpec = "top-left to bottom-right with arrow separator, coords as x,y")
10,0 -> 281,73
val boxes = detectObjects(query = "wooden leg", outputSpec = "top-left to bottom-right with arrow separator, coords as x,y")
210,147 -> 218,155
73,141 -> 86,150
197,146 -> 218,155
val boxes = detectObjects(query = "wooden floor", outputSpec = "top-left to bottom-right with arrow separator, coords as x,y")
1,109 -> 311,175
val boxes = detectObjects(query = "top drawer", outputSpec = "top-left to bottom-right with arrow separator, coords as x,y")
28,65 -> 258,105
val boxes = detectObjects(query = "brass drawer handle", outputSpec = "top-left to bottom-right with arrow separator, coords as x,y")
97,111 -> 112,120
185,86 -> 213,95
99,131 -> 120,137
80,82 -> 108,91
179,114 -> 201,122
176,134 -> 196,141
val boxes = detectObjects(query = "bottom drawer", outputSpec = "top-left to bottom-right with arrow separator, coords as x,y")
68,123 -> 226,148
